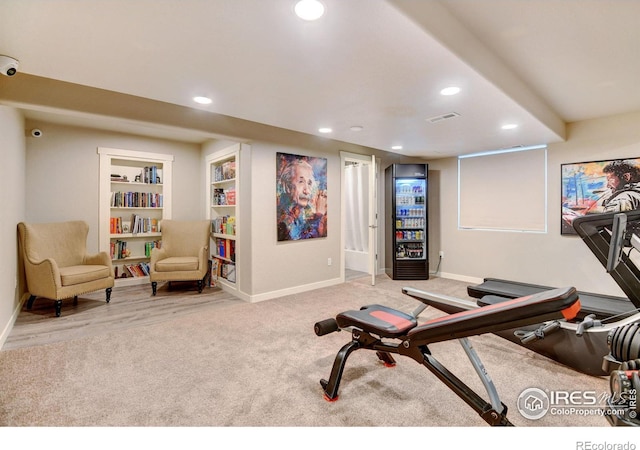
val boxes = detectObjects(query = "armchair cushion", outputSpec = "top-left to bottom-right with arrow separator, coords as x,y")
60,265 -> 113,286
155,256 -> 199,272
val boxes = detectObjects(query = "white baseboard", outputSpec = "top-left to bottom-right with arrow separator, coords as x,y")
248,277 -> 343,303
0,293 -> 28,350
437,271 -> 484,285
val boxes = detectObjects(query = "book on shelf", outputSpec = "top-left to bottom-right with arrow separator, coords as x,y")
120,262 -> 150,278
139,165 -> 162,184
123,214 -> 159,234
226,216 -> 236,234
215,238 -> 235,261
139,262 -> 150,276
144,240 -> 161,257
112,216 -> 160,235
211,257 -> 235,284
110,240 -> 127,259
225,188 -> 236,206
211,215 -> 236,235
213,188 -> 236,206
213,160 -> 236,182
133,264 -> 145,277
226,264 -> 236,283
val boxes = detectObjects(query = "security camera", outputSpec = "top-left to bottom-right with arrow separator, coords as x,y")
0,55 -> 19,77
31,129 -> 42,138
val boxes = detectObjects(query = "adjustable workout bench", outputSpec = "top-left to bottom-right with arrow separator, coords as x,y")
314,286 -> 581,426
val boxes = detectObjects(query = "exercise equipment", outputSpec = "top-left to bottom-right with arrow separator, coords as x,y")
315,286 -> 581,426
467,278 -> 632,320
439,211 -> 640,377
601,322 -> 640,426
459,277 -> 636,376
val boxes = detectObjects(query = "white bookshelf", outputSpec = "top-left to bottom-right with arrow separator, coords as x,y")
98,147 -> 173,286
206,144 -> 239,294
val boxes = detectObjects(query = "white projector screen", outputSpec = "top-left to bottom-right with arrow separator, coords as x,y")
458,146 -> 547,232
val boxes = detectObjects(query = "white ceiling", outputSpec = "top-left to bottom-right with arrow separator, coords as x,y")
1,0 -> 639,158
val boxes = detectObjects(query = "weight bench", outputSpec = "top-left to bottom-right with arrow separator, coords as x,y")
314,286 -> 581,426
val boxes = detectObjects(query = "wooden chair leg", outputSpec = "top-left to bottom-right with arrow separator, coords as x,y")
106,287 -> 112,303
152,282 -> 157,296
26,295 -> 36,310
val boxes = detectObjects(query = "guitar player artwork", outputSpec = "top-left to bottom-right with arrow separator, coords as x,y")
561,158 -> 640,234
276,152 -> 327,241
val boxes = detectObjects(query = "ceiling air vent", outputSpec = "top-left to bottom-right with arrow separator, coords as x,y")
427,112 -> 460,124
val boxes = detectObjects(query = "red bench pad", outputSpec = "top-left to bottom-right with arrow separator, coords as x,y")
336,304 -> 418,338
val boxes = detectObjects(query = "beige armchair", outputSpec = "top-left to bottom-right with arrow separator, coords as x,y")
149,220 -> 211,295
18,221 -> 114,317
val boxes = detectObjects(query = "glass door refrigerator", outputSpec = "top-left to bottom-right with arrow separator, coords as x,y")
385,164 -> 429,280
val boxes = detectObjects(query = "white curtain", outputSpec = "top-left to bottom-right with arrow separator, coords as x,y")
344,163 -> 369,252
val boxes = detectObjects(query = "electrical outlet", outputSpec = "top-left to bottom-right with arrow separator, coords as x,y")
328,257 -> 332,266
439,251 -> 444,259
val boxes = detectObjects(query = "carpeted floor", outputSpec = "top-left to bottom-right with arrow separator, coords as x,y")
0,276 -> 615,429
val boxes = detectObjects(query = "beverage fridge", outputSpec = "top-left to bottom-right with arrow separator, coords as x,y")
384,163 -> 429,280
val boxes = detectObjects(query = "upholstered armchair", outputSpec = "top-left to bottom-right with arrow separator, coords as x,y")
149,220 -> 211,295
18,221 -> 114,317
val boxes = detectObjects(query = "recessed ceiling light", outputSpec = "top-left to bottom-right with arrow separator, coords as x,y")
350,125 -> 364,132
391,145 -> 403,150
193,96 -> 212,105
318,127 -> 332,133
440,86 -> 461,96
295,0 -> 325,21
501,123 -> 518,130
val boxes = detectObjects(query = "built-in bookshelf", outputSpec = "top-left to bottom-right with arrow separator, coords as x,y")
98,147 -> 173,286
206,145 -> 239,292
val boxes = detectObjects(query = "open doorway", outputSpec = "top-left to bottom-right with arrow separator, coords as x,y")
341,152 -> 377,285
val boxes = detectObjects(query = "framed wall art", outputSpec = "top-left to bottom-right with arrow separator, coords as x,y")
561,157 -> 640,234
276,152 -> 328,241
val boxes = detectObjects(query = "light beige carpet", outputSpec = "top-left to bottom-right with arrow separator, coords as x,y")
0,276 -> 614,428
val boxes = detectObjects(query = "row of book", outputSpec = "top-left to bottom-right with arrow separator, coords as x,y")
213,238 -> 235,261
110,215 -> 159,234
213,160 -> 236,182
110,239 -> 161,260
211,259 -> 236,283
213,188 -> 236,206
211,215 -> 236,236
115,262 -> 151,278
111,191 -> 163,208
130,214 -> 159,234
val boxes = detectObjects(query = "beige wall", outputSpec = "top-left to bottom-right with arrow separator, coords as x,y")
428,111 -> 640,297
248,142 -> 343,298
0,106 -> 26,347
24,122 -> 202,254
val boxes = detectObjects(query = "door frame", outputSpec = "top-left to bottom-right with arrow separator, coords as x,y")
340,151 -> 378,285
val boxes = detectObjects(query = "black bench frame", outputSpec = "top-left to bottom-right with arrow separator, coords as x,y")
315,287 -> 581,426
